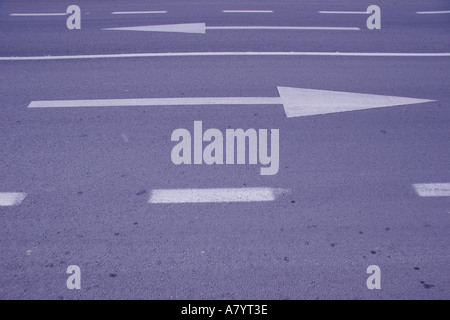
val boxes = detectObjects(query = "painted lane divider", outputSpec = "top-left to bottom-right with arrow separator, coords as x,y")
319,11 -> 368,14
223,10 -> 274,13
149,188 -> 289,204
27,87 -> 435,118
10,13 -> 67,16
2,52 -> 450,61
102,23 -> 360,34
416,11 -> 450,14
413,184 -> 450,197
111,11 -> 167,15
0,193 -> 27,207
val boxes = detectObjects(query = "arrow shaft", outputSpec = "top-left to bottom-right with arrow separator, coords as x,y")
207,26 -> 360,31
28,97 -> 282,108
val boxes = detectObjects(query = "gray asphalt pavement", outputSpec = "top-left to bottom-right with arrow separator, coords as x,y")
0,0 -> 449,300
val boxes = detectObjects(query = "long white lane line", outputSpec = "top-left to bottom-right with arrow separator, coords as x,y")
319,11 -> 368,14
10,13 -> 67,16
149,188 -> 289,204
112,11 -> 167,14
223,10 -> 274,13
0,193 -> 27,207
2,52 -> 450,61
417,11 -> 450,14
413,184 -> 450,197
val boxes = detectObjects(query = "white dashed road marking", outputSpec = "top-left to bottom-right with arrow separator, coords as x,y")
413,184 -> 450,197
10,13 -> 67,16
223,10 -> 274,14
416,11 -> 450,15
0,193 -> 27,206
319,11 -> 368,14
112,11 -> 167,15
149,188 -> 289,204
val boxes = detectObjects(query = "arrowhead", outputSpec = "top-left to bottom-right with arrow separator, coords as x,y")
103,23 -> 206,34
277,87 -> 435,118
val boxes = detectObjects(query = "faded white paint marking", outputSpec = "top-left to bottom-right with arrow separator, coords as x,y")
149,188 -> 289,204
0,193 -> 27,206
413,184 -> 450,197
121,133 -> 130,143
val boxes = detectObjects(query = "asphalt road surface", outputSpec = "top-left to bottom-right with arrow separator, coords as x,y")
0,0 -> 449,300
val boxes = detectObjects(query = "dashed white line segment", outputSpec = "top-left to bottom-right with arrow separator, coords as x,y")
111,11 -> 167,15
10,13 -> 67,16
413,184 -> 450,197
0,193 -> 27,207
223,10 -> 274,13
416,11 -> 450,14
319,11 -> 368,14
149,188 -> 289,204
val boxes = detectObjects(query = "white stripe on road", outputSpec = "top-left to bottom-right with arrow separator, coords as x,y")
112,11 -> 167,15
413,184 -> 450,197
27,97 -> 281,109
223,10 -> 274,13
149,188 -> 288,204
2,51 -> 450,61
207,26 -> 360,31
10,13 -> 67,16
319,11 -> 368,14
0,193 -> 27,206
416,11 -> 450,14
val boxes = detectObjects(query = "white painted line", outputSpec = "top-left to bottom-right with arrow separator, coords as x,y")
27,97 -> 281,109
207,26 -> 360,31
223,10 -> 274,13
0,193 -> 27,206
2,51 -> 449,61
416,11 -> 450,14
10,13 -> 67,16
319,11 -> 368,14
413,184 -> 450,197
112,11 -> 167,15
149,188 -> 288,204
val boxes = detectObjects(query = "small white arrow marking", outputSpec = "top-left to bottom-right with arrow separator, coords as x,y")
27,87 -> 435,118
102,23 -> 360,33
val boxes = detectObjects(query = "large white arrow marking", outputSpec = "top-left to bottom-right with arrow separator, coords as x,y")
102,23 -> 360,33
28,87 -> 434,118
